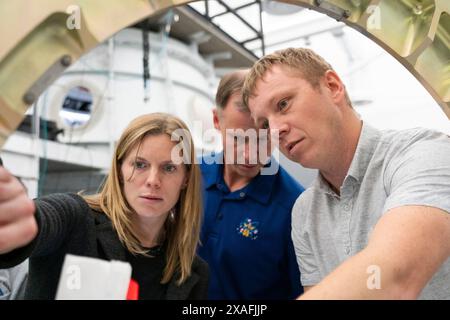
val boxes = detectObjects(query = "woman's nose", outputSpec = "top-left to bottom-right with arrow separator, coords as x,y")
145,168 -> 161,188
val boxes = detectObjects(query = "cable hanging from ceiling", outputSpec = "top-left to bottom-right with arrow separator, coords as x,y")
142,19 -> 151,103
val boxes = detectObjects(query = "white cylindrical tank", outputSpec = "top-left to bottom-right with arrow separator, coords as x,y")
41,28 -> 221,153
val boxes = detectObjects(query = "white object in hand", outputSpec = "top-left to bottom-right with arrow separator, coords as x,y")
55,254 -> 132,300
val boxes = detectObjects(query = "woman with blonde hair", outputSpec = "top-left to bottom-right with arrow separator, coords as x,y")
0,112 -> 208,299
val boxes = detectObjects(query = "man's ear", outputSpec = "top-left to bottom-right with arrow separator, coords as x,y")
213,109 -> 221,131
323,70 -> 346,104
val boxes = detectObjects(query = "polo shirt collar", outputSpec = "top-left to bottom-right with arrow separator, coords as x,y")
347,121 -> 382,183
202,152 -> 277,205
314,173 -> 337,197
202,154 -> 223,190
245,160 -> 277,204
313,121 -> 382,196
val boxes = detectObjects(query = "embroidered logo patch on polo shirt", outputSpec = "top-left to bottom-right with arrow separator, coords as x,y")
237,218 -> 259,240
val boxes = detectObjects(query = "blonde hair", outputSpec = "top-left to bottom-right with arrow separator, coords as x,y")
83,113 -> 202,285
242,47 -> 352,108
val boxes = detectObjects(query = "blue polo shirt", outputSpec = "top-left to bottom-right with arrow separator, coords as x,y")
198,154 -> 305,299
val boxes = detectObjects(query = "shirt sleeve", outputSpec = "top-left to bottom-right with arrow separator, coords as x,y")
383,135 -> 450,215
0,193 -> 89,268
291,196 -> 321,287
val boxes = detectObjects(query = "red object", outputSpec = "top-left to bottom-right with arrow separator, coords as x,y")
126,279 -> 139,300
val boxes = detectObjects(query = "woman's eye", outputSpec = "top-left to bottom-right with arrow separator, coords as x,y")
163,164 -> 176,173
134,161 -> 147,169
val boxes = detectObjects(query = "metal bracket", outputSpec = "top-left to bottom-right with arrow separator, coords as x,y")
22,54 -> 72,105
315,0 -> 352,21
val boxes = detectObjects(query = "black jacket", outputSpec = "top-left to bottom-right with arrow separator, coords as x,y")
0,193 -> 209,300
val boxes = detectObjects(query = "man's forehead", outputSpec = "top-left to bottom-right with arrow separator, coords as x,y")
251,73 -> 270,95
249,68 -> 282,100
256,64 -> 297,87
248,84 -> 274,114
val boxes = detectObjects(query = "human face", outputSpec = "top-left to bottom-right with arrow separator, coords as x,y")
121,134 -> 187,221
214,92 -> 269,179
248,65 -> 344,170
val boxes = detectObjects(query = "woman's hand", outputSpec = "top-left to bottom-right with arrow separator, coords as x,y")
0,166 -> 37,254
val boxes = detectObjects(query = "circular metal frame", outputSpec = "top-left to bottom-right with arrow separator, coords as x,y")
0,0 -> 448,148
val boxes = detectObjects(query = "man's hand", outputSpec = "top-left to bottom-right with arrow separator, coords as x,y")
298,205 -> 450,299
0,166 -> 37,254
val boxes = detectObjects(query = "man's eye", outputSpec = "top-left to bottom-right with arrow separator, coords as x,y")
278,99 -> 288,111
134,161 -> 147,169
163,164 -> 176,173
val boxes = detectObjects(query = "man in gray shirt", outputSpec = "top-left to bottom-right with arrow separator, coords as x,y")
242,48 -> 450,299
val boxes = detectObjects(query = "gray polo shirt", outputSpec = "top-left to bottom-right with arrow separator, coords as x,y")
292,122 -> 450,299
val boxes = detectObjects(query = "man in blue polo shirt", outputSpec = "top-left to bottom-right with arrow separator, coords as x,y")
198,70 -> 304,299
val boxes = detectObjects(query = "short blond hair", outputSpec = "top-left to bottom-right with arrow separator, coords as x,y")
83,113 -> 202,285
242,47 -> 352,108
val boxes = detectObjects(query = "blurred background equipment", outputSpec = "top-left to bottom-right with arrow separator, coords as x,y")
0,0 -> 448,198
